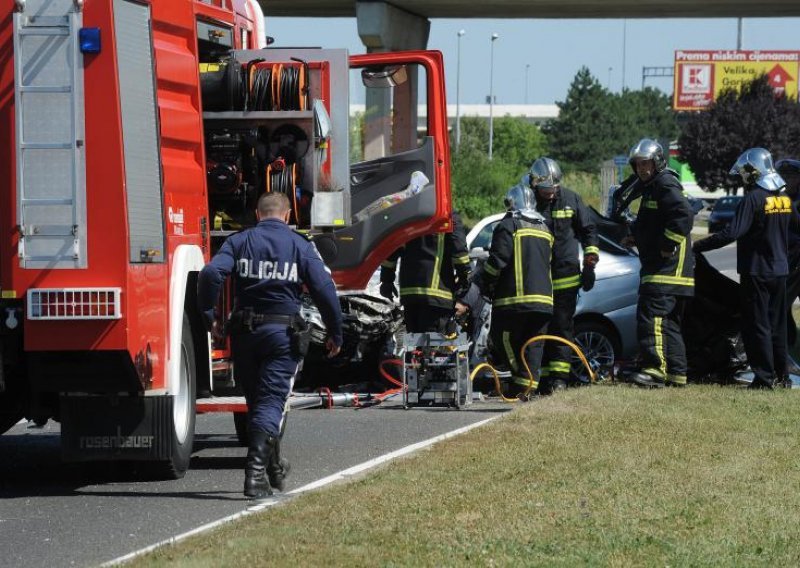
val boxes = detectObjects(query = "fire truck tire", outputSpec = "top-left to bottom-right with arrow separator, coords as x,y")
233,412 -> 249,446
158,313 -> 197,478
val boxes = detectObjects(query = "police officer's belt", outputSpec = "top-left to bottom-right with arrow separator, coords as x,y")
248,313 -> 295,325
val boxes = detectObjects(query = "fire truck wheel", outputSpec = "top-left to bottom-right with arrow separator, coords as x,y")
233,412 -> 249,446
161,313 -> 197,478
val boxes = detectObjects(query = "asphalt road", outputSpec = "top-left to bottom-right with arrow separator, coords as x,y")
0,244 -> 738,568
0,399 -> 509,568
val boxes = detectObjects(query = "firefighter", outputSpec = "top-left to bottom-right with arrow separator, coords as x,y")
693,148 -> 792,389
471,185 -> 554,396
621,138 -> 695,388
197,192 -> 343,499
528,157 -> 599,389
379,211 -> 471,333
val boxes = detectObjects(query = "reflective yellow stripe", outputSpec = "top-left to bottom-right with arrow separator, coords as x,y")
583,246 -> 600,255
430,233 -> 444,291
654,316 -> 666,377
514,231 -> 524,295
667,374 -> 687,385
514,228 -> 553,298
484,263 -> 499,276
399,287 -> 454,300
516,228 -> 554,244
664,229 -> 685,244
551,210 -> 575,218
494,295 -> 554,307
550,361 -> 571,373
453,254 -> 471,265
643,200 -> 658,209
503,331 -> 517,372
512,375 -> 537,389
675,240 -> 687,278
553,274 -> 581,290
381,260 -> 396,269
641,275 -> 694,286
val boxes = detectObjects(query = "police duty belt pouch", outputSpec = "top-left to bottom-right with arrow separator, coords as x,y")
289,314 -> 311,357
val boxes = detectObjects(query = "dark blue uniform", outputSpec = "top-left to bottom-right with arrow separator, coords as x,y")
198,218 -> 343,437
694,187 -> 793,386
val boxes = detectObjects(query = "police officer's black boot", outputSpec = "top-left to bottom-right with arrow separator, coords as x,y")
244,431 -> 273,499
266,435 -> 291,492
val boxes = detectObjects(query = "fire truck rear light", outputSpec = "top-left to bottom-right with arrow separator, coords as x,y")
27,288 -> 122,320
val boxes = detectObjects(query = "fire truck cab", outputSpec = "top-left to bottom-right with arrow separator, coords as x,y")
0,0 -> 452,477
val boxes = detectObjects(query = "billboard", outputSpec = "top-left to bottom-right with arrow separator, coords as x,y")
673,50 -> 799,111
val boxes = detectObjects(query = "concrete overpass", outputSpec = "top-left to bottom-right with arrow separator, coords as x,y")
259,0 -> 800,18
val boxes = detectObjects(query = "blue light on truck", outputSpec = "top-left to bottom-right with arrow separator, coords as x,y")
79,28 -> 101,54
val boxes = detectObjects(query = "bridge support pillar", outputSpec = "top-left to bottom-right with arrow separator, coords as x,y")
356,2 -> 430,160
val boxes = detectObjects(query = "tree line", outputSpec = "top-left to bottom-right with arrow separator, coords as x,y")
451,67 -> 800,227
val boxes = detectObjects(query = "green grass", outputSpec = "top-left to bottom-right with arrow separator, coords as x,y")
134,386 -> 800,567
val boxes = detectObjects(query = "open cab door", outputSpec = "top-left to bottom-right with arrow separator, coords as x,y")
313,51 -> 452,290
201,48 -> 451,290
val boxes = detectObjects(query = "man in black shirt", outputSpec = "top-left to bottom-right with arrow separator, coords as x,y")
693,148 -> 791,389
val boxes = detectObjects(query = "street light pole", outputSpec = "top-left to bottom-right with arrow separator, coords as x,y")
455,29 -> 465,150
488,32 -> 499,160
525,63 -> 530,104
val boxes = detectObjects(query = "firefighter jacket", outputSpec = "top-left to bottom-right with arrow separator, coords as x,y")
380,212 -> 471,309
632,169 -> 694,297
694,186 -> 796,277
535,187 -> 599,291
475,210 -> 554,313
197,218 -> 343,345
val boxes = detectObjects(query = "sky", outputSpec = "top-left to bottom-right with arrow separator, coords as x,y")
268,16 -> 800,105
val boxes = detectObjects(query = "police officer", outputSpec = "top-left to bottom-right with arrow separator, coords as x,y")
198,192 -> 343,498
528,157 -> 599,389
693,148 -> 791,389
622,139 -> 695,388
379,211 -> 471,333
472,185 -> 554,396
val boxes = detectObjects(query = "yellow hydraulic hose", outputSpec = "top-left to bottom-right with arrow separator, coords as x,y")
469,334 -> 597,403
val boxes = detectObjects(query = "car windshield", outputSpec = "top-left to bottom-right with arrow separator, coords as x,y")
470,221 -> 498,250
714,196 -> 742,211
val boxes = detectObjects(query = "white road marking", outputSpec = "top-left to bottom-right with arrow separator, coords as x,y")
101,415 -> 502,566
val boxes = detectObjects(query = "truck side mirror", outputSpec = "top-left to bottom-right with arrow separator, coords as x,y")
361,65 -> 407,89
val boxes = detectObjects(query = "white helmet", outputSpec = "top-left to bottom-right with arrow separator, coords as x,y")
729,148 -> 785,191
628,138 -> 667,172
504,184 -> 535,211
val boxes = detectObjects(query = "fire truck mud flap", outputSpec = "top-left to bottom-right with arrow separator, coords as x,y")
60,395 -> 179,462
60,315 -> 197,479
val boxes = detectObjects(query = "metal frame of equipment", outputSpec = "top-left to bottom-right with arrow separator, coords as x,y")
402,332 -> 471,409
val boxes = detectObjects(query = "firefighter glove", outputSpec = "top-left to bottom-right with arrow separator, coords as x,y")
580,263 -> 596,292
379,282 -> 398,301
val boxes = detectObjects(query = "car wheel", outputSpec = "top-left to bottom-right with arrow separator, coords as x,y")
572,320 -> 620,383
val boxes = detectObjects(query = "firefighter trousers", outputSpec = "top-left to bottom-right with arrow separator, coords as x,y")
232,323 -> 301,438
402,303 -> 454,334
489,310 -> 550,390
636,293 -> 688,383
542,287 -> 578,381
740,275 -> 787,384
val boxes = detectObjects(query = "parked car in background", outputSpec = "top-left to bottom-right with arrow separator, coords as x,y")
708,195 -> 743,233
466,211 -> 640,381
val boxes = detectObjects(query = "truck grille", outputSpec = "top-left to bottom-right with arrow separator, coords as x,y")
27,288 -> 122,320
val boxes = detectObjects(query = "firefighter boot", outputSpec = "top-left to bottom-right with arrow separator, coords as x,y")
631,371 -> 665,388
244,431 -> 273,499
266,435 -> 291,492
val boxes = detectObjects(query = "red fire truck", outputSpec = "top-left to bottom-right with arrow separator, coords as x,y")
0,0 -> 452,477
